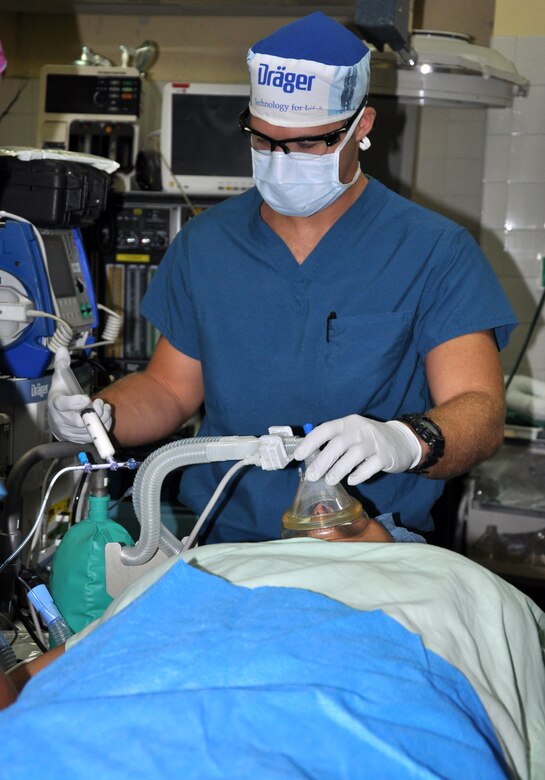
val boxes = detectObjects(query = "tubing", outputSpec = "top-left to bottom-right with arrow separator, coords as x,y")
2,441 -> 98,537
124,437 -> 222,566
48,616 -> 74,649
0,629 -> 17,672
125,434 -> 301,566
0,441 -> 99,606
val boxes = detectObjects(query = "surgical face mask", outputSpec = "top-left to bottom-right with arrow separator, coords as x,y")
251,111 -> 368,218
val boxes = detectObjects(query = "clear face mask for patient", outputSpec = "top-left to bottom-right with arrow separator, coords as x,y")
281,457 -> 369,541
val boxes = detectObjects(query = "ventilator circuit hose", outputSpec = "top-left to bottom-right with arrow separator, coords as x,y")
125,434 -> 300,567
123,437 -> 221,566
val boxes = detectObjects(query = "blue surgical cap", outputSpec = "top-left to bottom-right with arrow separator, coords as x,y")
247,12 -> 370,128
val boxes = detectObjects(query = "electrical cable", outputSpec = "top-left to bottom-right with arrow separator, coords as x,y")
108,485 -> 133,514
0,614 -> 19,646
0,465 -> 86,575
72,472 -> 91,527
0,210 -> 119,354
70,469 -> 90,527
0,211 -> 60,321
27,598 -> 46,648
0,79 -> 28,125
96,302 -> 123,342
69,303 -> 123,351
80,354 -> 116,390
27,458 -> 60,566
158,147 -> 198,217
26,309 -> 74,351
2,459 -> 137,574
505,287 -> 545,391
14,606 -> 47,654
182,460 -> 247,551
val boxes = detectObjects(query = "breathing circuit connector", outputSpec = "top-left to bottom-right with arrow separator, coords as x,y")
106,456 -> 119,471
27,584 -> 74,649
76,452 -> 139,474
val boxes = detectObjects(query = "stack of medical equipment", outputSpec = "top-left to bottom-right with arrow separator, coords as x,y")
0,148 -> 122,378
36,60 -> 160,192
0,149 -> 126,647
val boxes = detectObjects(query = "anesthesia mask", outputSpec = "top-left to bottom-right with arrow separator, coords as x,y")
281,457 -> 369,540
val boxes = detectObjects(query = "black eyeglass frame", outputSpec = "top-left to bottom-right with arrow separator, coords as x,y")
238,96 -> 368,155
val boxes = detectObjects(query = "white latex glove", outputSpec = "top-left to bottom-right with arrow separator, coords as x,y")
293,414 -> 422,485
47,347 -> 112,444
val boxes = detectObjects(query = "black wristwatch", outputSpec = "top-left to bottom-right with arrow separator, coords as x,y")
400,414 -> 445,474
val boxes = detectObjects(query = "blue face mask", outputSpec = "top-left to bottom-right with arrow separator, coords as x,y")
251,114 -> 368,218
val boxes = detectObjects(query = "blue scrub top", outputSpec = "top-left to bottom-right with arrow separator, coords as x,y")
140,179 -> 517,542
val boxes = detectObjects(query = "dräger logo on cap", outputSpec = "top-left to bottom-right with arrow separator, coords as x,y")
247,13 -> 370,127
258,63 -> 316,94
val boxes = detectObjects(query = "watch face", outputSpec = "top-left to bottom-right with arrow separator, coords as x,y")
421,419 -> 441,439
401,414 -> 445,472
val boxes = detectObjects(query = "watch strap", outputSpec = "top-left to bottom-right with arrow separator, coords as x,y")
400,414 -> 445,474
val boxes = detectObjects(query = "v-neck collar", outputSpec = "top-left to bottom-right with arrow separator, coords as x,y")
249,178 -> 379,281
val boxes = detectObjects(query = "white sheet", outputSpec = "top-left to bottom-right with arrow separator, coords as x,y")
71,540 -> 545,780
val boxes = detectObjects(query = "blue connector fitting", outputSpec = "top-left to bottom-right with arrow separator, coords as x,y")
27,584 -> 74,648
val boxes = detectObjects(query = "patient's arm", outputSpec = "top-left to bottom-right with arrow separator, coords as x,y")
0,670 -> 17,709
2,643 -> 65,707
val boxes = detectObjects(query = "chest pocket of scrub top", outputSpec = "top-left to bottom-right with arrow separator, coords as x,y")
322,311 -> 413,416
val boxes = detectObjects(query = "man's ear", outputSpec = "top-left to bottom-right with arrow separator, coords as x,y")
356,106 -> 376,142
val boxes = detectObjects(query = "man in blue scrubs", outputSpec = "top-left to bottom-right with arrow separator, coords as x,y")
48,13 -> 517,542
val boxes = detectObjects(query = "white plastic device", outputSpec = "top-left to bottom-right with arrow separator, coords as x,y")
55,352 -> 115,463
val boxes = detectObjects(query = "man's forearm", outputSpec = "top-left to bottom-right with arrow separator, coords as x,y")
98,371 -> 194,447
419,390 -> 505,479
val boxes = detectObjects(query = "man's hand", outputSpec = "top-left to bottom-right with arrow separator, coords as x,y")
47,347 -> 112,444
293,414 -> 422,485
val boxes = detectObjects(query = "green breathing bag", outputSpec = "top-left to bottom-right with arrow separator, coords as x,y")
49,494 -> 135,633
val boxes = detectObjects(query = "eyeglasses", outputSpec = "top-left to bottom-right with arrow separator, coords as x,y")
238,97 -> 367,156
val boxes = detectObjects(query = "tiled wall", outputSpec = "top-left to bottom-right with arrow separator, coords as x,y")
481,36 -> 545,380
411,106 -> 488,239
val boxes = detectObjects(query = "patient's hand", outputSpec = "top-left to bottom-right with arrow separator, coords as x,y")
335,517 -> 394,543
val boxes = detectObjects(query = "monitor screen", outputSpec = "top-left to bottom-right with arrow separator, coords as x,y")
41,233 -> 77,299
161,82 -> 254,197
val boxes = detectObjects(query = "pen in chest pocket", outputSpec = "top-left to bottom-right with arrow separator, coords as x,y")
326,311 -> 337,343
